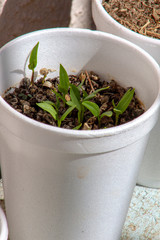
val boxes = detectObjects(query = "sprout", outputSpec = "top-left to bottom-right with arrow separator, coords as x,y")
28,42 -> 39,85
112,88 -> 135,125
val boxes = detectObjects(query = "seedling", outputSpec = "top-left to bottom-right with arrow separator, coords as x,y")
58,64 -> 70,97
51,64 -> 70,107
36,64 -> 111,129
112,88 -> 135,125
27,42 -> 135,129
97,110 -> 113,128
28,42 -> 39,85
36,101 -> 75,127
68,83 -> 111,125
36,64 -> 75,127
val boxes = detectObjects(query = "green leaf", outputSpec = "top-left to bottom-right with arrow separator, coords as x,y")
113,108 -> 121,115
28,42 -> 39,71
42,100 -> 58,111
70,85 -> 81,111
82,90 -> 88,99
77,79 -> 85,90
36,102 -> 57,120
70,84 -> 80,101
58,64 -> 69,95
114,88 -> 135,114
100,111 -> 113,119
82,101 -> 100,117
60,105 -> 76,122
84,87 -> 109,101
66,101 -> 76,107
73,123 -> 82,130
43,100 -> 56,106
52,89 -> 66,103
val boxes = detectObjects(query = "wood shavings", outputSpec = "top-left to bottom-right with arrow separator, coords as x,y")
102,0 -> 160,39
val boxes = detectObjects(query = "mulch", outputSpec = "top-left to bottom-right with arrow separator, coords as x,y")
103,0 -> 160,39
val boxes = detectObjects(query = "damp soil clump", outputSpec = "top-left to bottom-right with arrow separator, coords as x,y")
3,71 -> 145,130
102,0 -> 160,39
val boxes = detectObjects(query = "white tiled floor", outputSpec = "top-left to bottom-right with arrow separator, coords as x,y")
122,186 -> 160,239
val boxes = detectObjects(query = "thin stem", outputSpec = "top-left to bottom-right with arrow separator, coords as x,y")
115,114 -> 119,126
81,105 -> 85,123
58,119 -> 61,127
98,116 -> 101,128
78,111 -> 81,125
31,70 -> 34,85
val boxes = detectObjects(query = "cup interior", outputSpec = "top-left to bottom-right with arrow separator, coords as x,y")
0,28 -> 159,111
92,0 -> 160,65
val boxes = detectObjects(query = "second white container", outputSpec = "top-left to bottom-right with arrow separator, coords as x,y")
92,0 -> 160,188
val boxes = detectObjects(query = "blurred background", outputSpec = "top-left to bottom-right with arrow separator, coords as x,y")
0,0 -> 72,47
0,0 -> 93,48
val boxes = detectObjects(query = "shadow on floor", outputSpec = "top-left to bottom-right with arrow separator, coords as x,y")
0,0 -> 72,47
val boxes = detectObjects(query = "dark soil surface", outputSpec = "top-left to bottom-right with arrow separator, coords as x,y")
102,0 -> 160,39
3,71 -> 145,130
